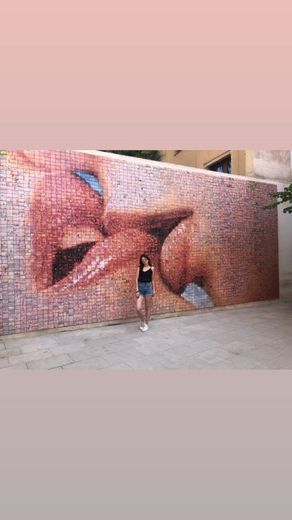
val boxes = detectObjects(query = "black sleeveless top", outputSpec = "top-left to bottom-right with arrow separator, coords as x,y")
138,266 -> 153,283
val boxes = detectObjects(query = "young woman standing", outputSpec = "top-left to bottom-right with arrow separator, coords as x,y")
136,255 -> 155,331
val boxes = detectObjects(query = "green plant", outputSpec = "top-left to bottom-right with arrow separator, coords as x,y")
265,183 -> 292,214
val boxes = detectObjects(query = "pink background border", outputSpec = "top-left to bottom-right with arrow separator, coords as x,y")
1,1 -> 292,148
1,1 -> 292,517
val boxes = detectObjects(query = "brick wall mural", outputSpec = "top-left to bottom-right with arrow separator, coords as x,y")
0,151 -> 279,335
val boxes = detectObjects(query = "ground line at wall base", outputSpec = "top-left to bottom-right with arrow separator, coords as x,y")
0,298 -> 288,340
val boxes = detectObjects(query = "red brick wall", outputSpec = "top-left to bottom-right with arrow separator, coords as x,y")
0,151 -> 279,335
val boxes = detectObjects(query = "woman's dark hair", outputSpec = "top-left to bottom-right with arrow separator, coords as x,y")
139,254 -> 152,268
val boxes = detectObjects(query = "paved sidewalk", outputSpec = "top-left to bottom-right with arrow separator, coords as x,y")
1,300 -> 292,370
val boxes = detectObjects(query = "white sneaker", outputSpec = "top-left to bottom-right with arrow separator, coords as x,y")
141,323 -> 149,332
139,322 -> 145,331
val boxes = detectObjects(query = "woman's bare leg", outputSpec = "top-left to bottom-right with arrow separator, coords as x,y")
145,295 -> 153,324
136,295 -> 145,324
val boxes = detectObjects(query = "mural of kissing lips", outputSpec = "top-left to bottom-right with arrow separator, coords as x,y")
25,151 -> 199,314
1,150 -> 279,334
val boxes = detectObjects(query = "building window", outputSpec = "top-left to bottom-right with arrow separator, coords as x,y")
205,154 -> 232,174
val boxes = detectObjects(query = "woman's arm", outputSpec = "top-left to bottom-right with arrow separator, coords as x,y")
151,266 -> 155,295
135,268 -> 140,292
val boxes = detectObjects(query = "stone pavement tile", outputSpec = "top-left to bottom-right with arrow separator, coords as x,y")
211,326 -> 256,344
82,328 -> 123,341
113,325 -> 145,338
54,331 -> 124,354
47,337 -> 119,357
240,317 -> 266,325
143,351 -> 176,368
195,347 -> 233,365
193,329 -> 225,342
263,355 -> 292,369
43,342 -> 88,357
54,338 -> 128,362
27,354 -> 72,370
19,344 -> 51,355
262,332 -> 292,345
155,358 -> 188,369
264,318 -> 290,327
162,355 -> 209,370
221,340 -> 260,355
137,334 -> 182,351
68,345 -> 110,363
170,355 -> 210,369
251,328 -> 290,341
235,357 -> 270,369
184,338 -> 224,353
0,342 -> 5,351
161,344 -> 197,363
2,362 -> 28,370
0,346 -> 21,357
132,337 -> 176,355
263,344 -> 292,363
120,352 -> 169,369
73,327 -> 119,341
209,355 -> 266,369
276,341 -> 292,353
240,344 -> 283,364
178,328 -> 223,343
261,343 -> 292,364
184,321 -> 254,341
0,358 -> 9,369
118,346 -> 164,367
275,329 -> 292,340
235,312 -> 259,322
107,363 -> 132,369
237,334 -> 280,349
71,324 -> 136,342
84,338 -> 131,355
173,320 -> 210,332
169,326 -> 210,342
51,331 -> 88,347
67,328 -> 98,339
4,335 -> 59,353
98,351 -> 131,367
62,357 -> 109,369
8,350 -> 53,367
268,332 -> 291,346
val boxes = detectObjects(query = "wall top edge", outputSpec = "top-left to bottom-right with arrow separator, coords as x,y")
75,150 -> 278,186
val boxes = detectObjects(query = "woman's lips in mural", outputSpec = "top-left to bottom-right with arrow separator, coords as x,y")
50,229 -> 158,292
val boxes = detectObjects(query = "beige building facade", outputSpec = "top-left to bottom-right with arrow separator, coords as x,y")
160,150 -> 292,183
161,150 -> 253,177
